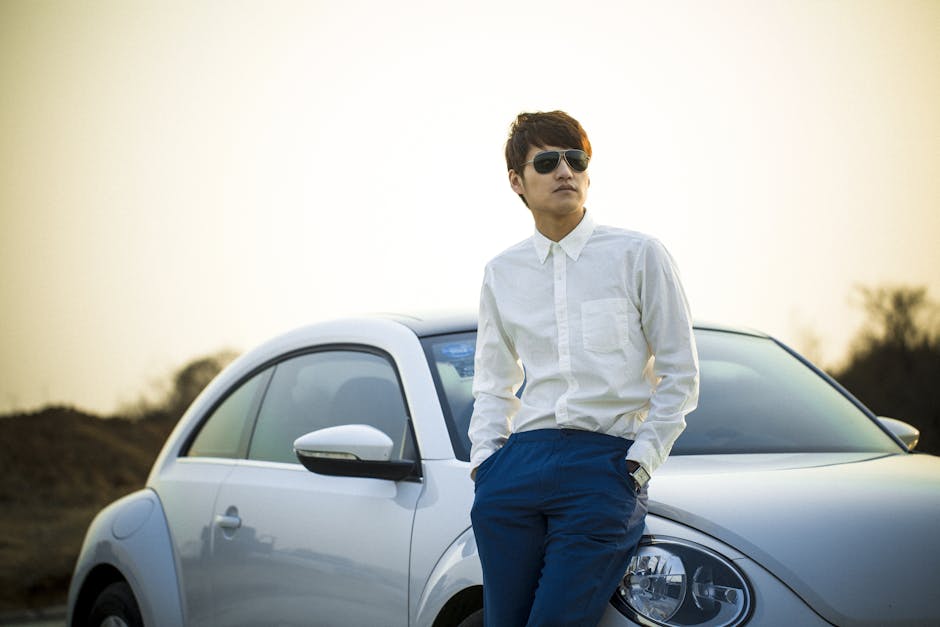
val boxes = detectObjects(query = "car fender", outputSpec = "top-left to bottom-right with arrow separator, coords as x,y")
412,525 -> 482,626
68,488 -> 184,627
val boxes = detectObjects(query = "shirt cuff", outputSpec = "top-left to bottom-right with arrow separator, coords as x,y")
625,440 -> 660,476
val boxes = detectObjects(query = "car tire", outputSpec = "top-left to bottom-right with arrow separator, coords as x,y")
456,608 -> 483,627
87,581 -> 143,627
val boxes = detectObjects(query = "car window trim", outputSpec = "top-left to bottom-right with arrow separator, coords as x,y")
240,343 -> 423,477
180,366 -> 274,459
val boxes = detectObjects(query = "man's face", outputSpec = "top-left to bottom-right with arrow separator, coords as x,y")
509,144 -> 590,221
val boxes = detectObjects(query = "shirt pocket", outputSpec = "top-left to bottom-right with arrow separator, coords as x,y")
581,298 -> 635,354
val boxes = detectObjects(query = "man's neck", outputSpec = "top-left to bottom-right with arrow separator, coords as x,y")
533,208 -> 586,242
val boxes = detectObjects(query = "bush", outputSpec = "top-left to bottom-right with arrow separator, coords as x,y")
833,285 -> 940,454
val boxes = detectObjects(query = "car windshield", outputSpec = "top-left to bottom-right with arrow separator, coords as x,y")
421,329 -> 902,462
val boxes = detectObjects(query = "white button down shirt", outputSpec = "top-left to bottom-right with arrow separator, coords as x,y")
469,212 -> 699,476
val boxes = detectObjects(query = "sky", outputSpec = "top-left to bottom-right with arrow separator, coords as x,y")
1,0 -> 938,415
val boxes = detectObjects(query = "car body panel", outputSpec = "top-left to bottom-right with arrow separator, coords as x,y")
411,525 -> 480,627
154,458 -> 237,626
67,489 -> 184,627
409,459 -> 478,626
596,517 -> 834,627
208,460 -> 422,626
651,452 -> 940,626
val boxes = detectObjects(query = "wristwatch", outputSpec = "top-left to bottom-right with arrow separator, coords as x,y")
629,464 -> 650,491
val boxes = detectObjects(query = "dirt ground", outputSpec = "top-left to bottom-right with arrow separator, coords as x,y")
0,407 -> 174,612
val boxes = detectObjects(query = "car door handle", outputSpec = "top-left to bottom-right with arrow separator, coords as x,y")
215,513 -> 242,530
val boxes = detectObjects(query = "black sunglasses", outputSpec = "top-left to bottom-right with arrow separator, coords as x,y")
523,149 -> 590,174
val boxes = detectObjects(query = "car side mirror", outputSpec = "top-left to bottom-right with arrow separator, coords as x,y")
876,416 -> 920,451
293,424 -> 416,480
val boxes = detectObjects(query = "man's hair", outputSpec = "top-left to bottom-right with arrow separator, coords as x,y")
504,111 -> 592,175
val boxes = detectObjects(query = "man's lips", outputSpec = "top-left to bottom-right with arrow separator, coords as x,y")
554,185 -> 577,193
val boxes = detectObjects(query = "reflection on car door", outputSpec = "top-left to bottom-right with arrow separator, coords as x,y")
208,349 -> 421,627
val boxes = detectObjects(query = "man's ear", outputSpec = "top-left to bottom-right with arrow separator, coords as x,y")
508,169 -> 526,196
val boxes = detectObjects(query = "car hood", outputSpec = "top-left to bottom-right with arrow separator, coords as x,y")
651,452 -> 940,626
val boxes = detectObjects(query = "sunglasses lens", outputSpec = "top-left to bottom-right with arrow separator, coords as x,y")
532,152 -> 561,174
528,150 -> 590,174
566,150 -> 589,172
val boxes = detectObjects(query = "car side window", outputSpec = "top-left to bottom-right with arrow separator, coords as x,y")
186,368 -> 273,459
247,349 -> 414,464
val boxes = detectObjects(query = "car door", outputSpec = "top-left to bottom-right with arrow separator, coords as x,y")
209,347 -> 422,627
156,367 -> 274,627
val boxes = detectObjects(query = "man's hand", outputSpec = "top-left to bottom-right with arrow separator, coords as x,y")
471,466 -> 478,481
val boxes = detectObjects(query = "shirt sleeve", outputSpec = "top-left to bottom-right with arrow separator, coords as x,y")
626,238 -> 700,475
468,264 -> 523,471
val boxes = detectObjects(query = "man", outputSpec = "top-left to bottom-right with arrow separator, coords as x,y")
469,111 -> 700,627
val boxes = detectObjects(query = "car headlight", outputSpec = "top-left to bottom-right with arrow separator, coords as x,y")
612,537 -> 752,627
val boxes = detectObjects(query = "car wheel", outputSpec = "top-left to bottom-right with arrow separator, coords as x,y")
87,581 -> 143,627
456,608 -> 483,627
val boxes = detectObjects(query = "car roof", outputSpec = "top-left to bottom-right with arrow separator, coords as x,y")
380,311 -> 478,337
378,311 -> 769,340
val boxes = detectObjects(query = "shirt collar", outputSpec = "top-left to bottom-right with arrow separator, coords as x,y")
532,211 -> 596,264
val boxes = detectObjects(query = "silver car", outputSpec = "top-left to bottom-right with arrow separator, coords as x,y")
67,314 -> 940,627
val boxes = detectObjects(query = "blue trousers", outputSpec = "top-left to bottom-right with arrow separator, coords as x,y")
470,429 -> 648,627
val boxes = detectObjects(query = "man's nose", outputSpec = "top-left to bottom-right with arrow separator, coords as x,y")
554,158 -> 574,178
